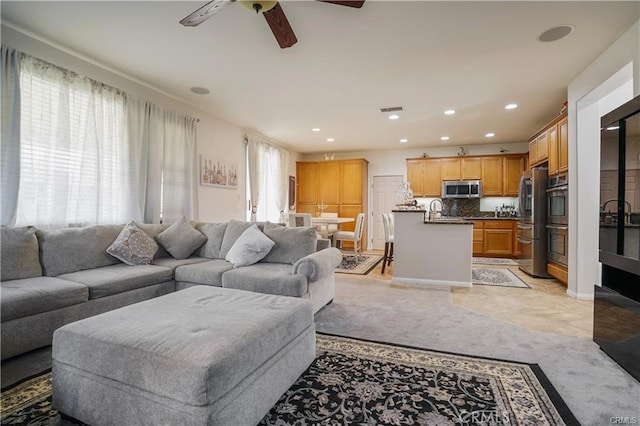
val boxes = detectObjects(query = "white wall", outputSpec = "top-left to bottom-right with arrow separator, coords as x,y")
567,19 -> 640,299
1,24 -> 299,223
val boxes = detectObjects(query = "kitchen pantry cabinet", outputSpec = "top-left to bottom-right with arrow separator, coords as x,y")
296,158 -> 369,249
407,154 -> 525,198
406,158 -> 441,197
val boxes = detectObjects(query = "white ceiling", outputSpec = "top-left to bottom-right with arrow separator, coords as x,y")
2,1 -> 638,154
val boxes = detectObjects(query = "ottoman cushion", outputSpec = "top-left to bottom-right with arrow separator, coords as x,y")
52,286 -> 314,407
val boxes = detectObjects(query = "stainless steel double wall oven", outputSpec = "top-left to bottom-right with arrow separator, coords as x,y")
546,173 -> 569,267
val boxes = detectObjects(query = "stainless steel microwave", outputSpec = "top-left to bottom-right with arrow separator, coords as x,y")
442,180 -> 482,198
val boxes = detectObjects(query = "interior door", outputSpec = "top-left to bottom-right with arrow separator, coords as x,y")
372,175 -> 403,250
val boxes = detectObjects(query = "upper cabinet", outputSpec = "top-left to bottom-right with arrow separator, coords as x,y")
407,158 -> 441,197
529,111 -> 568,175
406,153 -> 526,198
481,156 -> 504,196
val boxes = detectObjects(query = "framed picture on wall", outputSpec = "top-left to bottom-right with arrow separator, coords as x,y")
289,176 -> 296,210
200,156 -> 238,189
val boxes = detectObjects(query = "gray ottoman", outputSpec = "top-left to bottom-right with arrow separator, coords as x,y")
52,286 -> 316,425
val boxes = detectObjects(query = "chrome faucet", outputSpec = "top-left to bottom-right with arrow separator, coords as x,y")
601,198 -> 632,222
429,198 -> 443,221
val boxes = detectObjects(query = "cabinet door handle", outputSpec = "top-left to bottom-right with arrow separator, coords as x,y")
518,237 -> 532,245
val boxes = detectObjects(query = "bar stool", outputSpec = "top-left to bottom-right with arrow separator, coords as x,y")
381,213 -> 394,273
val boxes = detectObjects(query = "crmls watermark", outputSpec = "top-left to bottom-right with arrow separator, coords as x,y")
458,410 -> 510,425
610,417 -> 638,424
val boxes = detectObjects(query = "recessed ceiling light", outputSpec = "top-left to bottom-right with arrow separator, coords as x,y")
312,128 -> 320,132
444,110 -> 456,115
389,114 -> 399,120
485,133 -> 495,138
505,103 -> 518,110
400,138 -> 408,143
190,87 -> 210,95
538,25 -> 574,43
327,138 -> 335,142
441,136 -> 450,141
606,126 -> 620,131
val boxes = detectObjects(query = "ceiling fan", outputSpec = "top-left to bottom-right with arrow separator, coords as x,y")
179,0 -> 365,49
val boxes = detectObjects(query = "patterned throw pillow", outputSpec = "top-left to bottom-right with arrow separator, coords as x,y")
107,221 -> 159,265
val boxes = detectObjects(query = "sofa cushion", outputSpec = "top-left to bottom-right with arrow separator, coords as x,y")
151,256 -> 209,271
194,222 -> 227,259
57,264 -> 173,299
107,221 -> 158,265
1,226 -> 42,281
1,277 -> 88,322
262,222 -> 318,265
157,217 -> 207,260
174,259 -> 233,287
225,224 -> 275,267
222,263 -> 308,297
37,224 -> 123,276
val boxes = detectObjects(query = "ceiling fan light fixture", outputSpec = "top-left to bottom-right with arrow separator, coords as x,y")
239,0 -> 278,13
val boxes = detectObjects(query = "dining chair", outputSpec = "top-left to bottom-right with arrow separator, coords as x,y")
288,213 -> 312,228
319,212 -> 339,238
381,213 -> 394,273
333,212 -> 365,261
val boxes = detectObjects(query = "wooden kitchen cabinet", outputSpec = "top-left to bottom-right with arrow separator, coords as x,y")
529,111 -> 568,172
441,158 -> 461,181
503,155 -> 525,196
423,159 -> 442,196
406,159 -> 425,197
472,221 -> 484,255
461,157 -> 482,180
296,162 -> 317,204
481,156 -> 503,196
484,220 -> 514,256
339,159 -> 366,205
558,117 -> 569,173
406,158 -> 441,197
316,161 -> 340,205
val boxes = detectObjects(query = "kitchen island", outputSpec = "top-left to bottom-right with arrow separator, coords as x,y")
392,209 -> 473,287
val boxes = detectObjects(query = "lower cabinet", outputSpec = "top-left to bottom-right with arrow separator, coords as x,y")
473,219 -> 517,257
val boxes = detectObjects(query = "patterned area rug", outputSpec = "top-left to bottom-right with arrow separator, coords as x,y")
1,335 -> 577,426
473,257 -> 518,266
473,267 -> 530,288
335,254 -> 383,275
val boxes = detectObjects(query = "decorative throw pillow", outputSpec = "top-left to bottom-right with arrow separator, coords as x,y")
156,216 -> 207,260
262,222 -> 318,265
107,221 -> 158,265
225,224 -> 275,268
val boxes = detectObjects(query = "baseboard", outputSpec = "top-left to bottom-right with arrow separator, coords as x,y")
565,288 -> 594,300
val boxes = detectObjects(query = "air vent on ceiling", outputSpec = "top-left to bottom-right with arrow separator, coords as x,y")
380,106 -> 404,113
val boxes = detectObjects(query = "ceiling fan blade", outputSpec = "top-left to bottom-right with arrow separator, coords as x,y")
317,0 -> 365,8
179,0 -> 234,27
263,3 -> 298,49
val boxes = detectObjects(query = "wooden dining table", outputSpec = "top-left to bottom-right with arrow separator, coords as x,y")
311,217 -> 354,238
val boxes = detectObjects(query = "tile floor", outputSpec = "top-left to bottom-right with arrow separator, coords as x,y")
369,250 -> 593,338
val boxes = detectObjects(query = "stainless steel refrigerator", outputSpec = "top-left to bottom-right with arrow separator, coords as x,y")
517,168 -> 551,277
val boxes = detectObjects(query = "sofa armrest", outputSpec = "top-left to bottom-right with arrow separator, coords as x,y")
293,248 -> 342,282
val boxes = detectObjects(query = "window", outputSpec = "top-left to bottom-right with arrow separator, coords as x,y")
15,55 -> 132,228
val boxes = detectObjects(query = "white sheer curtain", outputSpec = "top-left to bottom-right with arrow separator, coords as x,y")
246,135 -> 289,223
4,49 -> 198,228
1,45 -> 21,226
14,54 -> 135,228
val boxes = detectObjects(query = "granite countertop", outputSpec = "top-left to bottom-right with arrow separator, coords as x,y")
463,216 -> 520,220
392,209 -> 427,213
423,218 -> 474,225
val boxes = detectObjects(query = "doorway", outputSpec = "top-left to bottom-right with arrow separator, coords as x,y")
372,175 -> 403,250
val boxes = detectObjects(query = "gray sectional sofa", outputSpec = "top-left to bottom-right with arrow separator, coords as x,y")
1,219 -> 342,361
